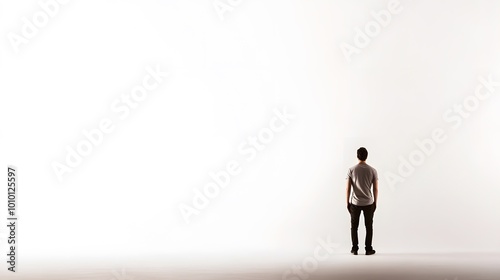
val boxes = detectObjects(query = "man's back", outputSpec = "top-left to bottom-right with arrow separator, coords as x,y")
347,163 -> 378,206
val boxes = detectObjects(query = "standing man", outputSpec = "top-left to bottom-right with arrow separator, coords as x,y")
346,147 -> 378,255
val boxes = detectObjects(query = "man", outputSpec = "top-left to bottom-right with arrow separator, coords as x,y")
346,147 -> 378,255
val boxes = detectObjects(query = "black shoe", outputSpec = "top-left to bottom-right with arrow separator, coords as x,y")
365,249 -> 376,255
350,249 -> 358,255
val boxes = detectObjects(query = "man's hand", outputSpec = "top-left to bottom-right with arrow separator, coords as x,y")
347,203 -> 351,213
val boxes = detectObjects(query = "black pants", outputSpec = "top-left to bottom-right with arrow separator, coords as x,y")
349,203 -> 375,251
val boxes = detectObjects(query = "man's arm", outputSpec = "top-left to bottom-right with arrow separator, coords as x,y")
346,178 -> 352,212
372,178 -> 378,209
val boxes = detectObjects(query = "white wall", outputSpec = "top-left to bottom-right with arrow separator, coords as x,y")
1,0 -> 499,262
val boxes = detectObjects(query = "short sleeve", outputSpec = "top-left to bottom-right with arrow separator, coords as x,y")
372,168 -> 378,181
346,168 -> 352,180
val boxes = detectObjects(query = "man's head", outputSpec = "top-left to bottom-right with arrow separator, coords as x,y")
357,147 -> 368,161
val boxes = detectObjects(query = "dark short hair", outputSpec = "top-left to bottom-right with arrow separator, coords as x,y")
357,147 -> 368,161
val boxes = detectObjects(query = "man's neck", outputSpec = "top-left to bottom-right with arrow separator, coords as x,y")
359,161 -> 366,164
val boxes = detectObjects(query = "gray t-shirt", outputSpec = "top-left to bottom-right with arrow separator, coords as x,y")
346,163 -> 378,206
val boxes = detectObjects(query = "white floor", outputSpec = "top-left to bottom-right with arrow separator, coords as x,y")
3,253 -> 500,280
313,252 -> 500,280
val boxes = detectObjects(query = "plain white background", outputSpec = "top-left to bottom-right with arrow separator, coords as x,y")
0,0 -> 500,263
